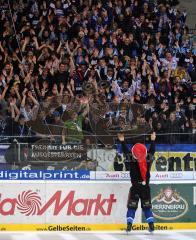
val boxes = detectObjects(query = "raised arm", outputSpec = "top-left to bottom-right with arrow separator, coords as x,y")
111,81 -> 123,100
148,132 -> 156,156
117,132 -> 130,154
27,91 -> 39,106
0,84 -> 9,100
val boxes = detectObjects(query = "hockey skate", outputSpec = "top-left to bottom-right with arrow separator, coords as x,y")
148,222 -> 154,233
126,223 -> 132,233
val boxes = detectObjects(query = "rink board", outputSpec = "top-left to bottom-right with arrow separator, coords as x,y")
0,181 -> 195,231
0,223 -> 196,231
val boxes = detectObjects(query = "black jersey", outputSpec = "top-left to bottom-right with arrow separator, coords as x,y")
119,140 -> 155,185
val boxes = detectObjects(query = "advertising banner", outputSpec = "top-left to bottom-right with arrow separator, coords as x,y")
94,171 -> 130,180
94,171 -> 195,181
0,181 -> 141,231
152,152 -> 196,172
150,171 -> 194,181
88,148 -> 196,172
1,144 -> 196,172
0,181 -> 196,231
87,148 -> 116,171
30,143 -> 87,162
143,183 -> 196,224
0,170 -> 90,180
0,143 -> 87,170
0,170 -> 194,181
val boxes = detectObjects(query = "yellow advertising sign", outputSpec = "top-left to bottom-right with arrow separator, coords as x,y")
0,223 -> 196,231
151,152 -> 196,172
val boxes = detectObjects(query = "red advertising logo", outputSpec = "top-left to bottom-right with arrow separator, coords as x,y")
17,190 -> 41,215
0,191 -> 117,216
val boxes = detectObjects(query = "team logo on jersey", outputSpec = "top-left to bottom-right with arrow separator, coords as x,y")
152,187 -> 188,220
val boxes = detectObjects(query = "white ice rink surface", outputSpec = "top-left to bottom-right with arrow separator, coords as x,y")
0,231 -> 196,240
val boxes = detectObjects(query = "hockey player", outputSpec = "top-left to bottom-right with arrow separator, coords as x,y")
117,132 -> 156,232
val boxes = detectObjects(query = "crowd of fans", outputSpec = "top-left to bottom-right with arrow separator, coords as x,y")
0,0 -> 195,145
